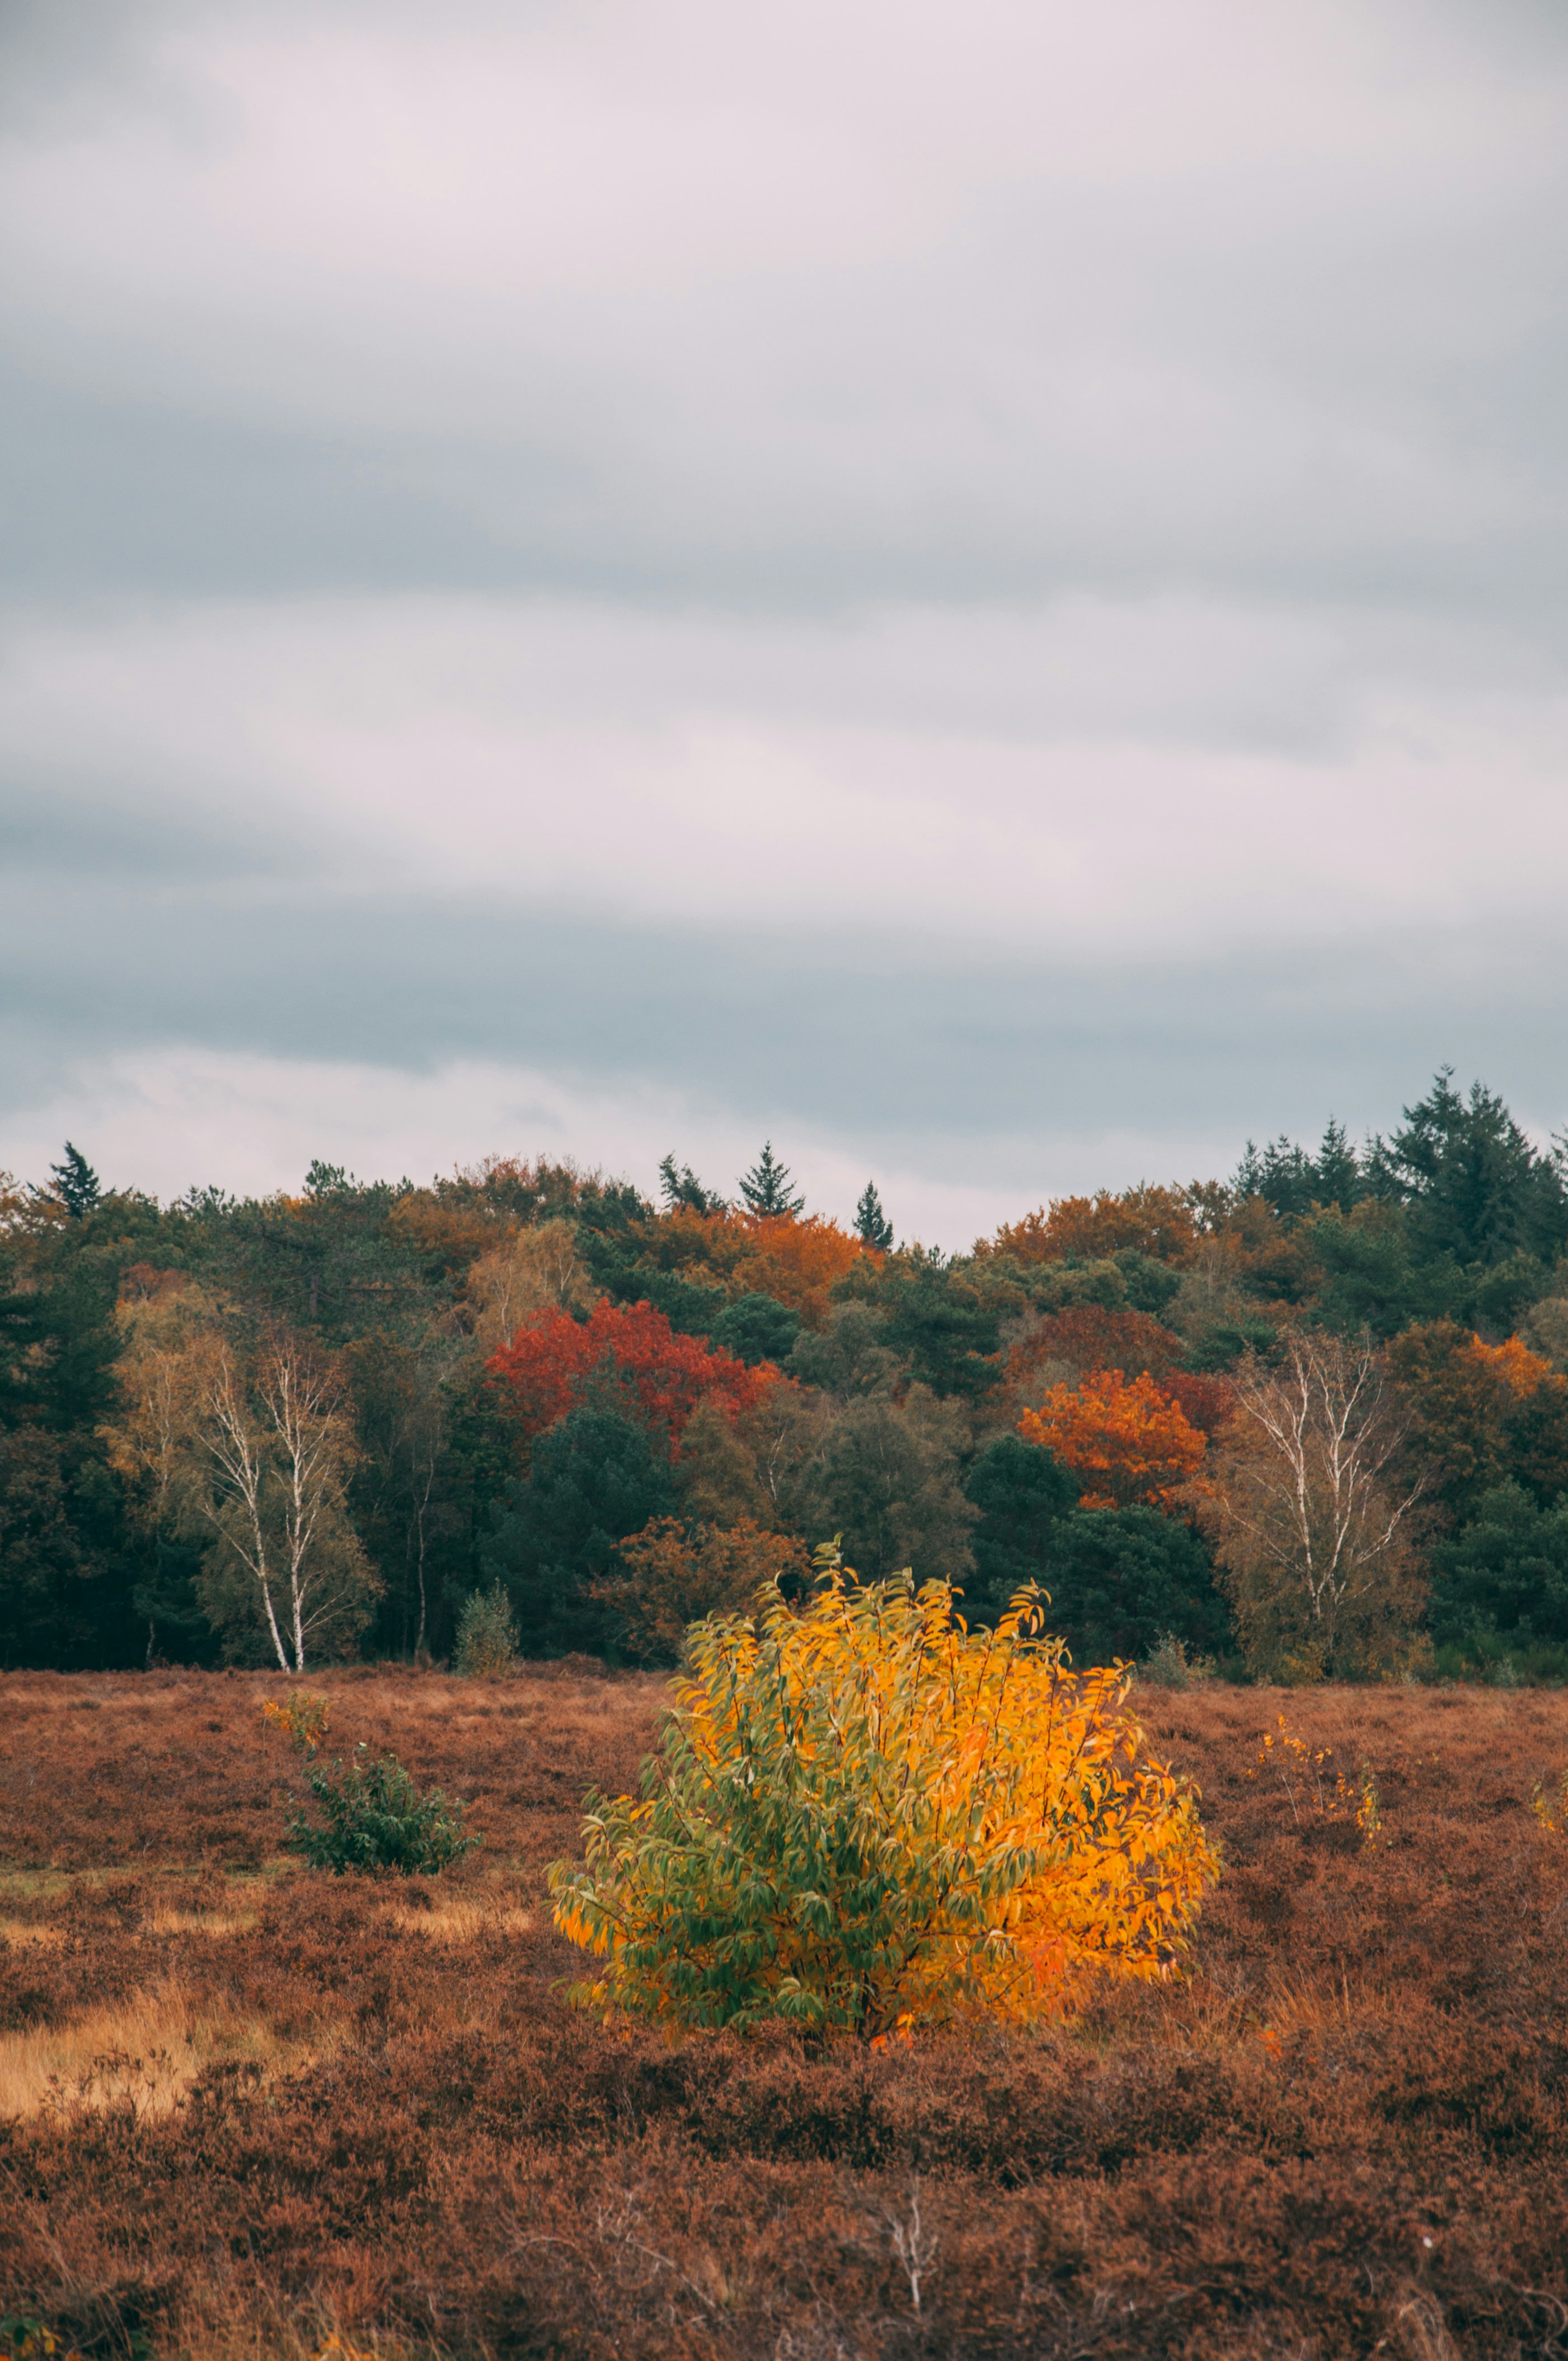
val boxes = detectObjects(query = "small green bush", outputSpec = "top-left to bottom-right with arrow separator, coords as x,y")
1139,1632 -> 1217,1689
285,1745 -> 480,1875
454,1582 -> 520,1676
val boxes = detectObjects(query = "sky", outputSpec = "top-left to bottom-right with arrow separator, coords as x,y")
2,0 -> 1567,1245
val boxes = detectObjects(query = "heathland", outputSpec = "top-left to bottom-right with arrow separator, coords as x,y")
2,1665 -> 1567,2359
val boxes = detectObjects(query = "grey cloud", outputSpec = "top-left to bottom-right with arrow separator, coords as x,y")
0,368 -> 600,603
3,6 -> 1568,623
2,0 -> 1566,1206
1,872 -> 1562,1186
0,774 -> 303,880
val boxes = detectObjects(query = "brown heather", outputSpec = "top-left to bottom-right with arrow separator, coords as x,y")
1,1668 -> 1567,2360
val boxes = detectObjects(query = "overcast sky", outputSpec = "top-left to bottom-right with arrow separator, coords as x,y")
2,0 -> 1566,1243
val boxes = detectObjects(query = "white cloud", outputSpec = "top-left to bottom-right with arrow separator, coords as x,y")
0,1043 -> 1215,1249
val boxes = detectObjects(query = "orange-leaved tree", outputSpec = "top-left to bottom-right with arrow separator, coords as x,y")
619,1206 -> 874,1327
1018,1369 -> 1207,1509
979,1184 -> 1198,1267
485,1300 -> 773,1455
1389,1319 -> 1567,1523
550,1554 -> 1218,2035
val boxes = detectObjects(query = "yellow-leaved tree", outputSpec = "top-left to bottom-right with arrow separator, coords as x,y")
548,1551 -> 1217,2037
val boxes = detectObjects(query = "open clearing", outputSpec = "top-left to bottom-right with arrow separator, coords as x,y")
2,1667 -> 1567,2359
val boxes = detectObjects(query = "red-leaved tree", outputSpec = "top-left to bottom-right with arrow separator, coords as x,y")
485,1300 -> 773,1456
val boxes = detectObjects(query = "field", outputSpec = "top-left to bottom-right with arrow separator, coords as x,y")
2,1671 -> 1567,2360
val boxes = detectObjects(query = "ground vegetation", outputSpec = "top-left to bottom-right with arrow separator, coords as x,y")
0,1668 -> 1566,2357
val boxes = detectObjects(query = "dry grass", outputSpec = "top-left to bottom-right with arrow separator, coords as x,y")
0,1979 -> 339,2120
1,1665 -> 1566,2358
379,1903 -> 535,1942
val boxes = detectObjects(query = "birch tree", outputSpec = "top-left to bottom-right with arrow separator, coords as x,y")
1193,1332 -> 1426,1678
108,1290 -> 377,1669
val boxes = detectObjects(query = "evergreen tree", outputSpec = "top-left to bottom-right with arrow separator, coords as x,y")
480,1405 -> 675,1655
709,1292 -> 801,1367
658,1154 -> 726,1215
1369,1069 -> 1568,1267
48,1143 -> 101,1220
963,1436 -> 1230,1662
1313,1117 -> 1362,1213
1428,1483 -> 1568,1650
875,1259 -> 1001,1402
854,1180 -> 894,1249
964,1435 -> 1080,1619
738,1141 -> 804,1217
1233,1119 -> 1363,1220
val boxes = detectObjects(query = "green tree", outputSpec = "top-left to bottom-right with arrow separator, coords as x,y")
964,1435 -> 1228,1663
179,1167 -> 428,1342
786,1301 -> 906,1399
854,1181 -> 894,1250
1039,1509 -> 1229,1667
1233,1118 -> 1364,1220
866,1256 -> 1002,1403
709,1292 -> 801,1366
345,1329 -> 459,1659
658,1154 -> 726,1215
1308,1202 -> 1459,1337
964,1434 -> 1081,1619
481,1403 -> 675,1653
1369,1070 -> 1568,1269
799,1385 -> 975,1582
738,1142 -> 804,1218
47,1143 -> 102,1220
1428,1482 -> 1568,1651
0,1229 -> 143,1667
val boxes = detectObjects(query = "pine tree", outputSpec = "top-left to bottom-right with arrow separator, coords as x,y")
1313,1117 -> 1362,1214
658,1154 -> 725,1215
854,1180 -> 894,1249
49,1142 -> 101,1220
738,1142 -> 804,1218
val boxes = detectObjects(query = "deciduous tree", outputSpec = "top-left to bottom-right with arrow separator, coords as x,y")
799,1385 -> 977,1581
1192,1333 -> 1426,1679
980,1186 -> 1198,1267
109,1294 -> 378,1670
592,1515 -> 810,1664
1018,1370 -> 1206,1510
485,1300 -> 772,1456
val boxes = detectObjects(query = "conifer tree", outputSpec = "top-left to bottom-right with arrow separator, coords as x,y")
658,1154 -> 725,1215
1313,1117 -> 1362,1213
738,1141 -> 804,1217
854,1179 -> 894,1249
49,1142 -> 101,1219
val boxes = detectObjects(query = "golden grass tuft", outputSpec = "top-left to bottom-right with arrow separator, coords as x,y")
382,1901 -> 534,1941
0,1982 -> 341,2119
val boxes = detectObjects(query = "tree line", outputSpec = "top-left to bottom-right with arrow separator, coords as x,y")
5,1079 -> 1568,1683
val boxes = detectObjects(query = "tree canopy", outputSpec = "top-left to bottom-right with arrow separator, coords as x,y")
8,1069 -> 1568,1678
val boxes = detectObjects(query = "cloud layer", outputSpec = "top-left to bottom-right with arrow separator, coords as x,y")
2,0 -> 1565,1234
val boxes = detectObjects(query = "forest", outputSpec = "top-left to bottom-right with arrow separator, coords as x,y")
5,1069 -> 1568,1686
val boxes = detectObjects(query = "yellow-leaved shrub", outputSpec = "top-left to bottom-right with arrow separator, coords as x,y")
548,1556 -> 1218,2037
